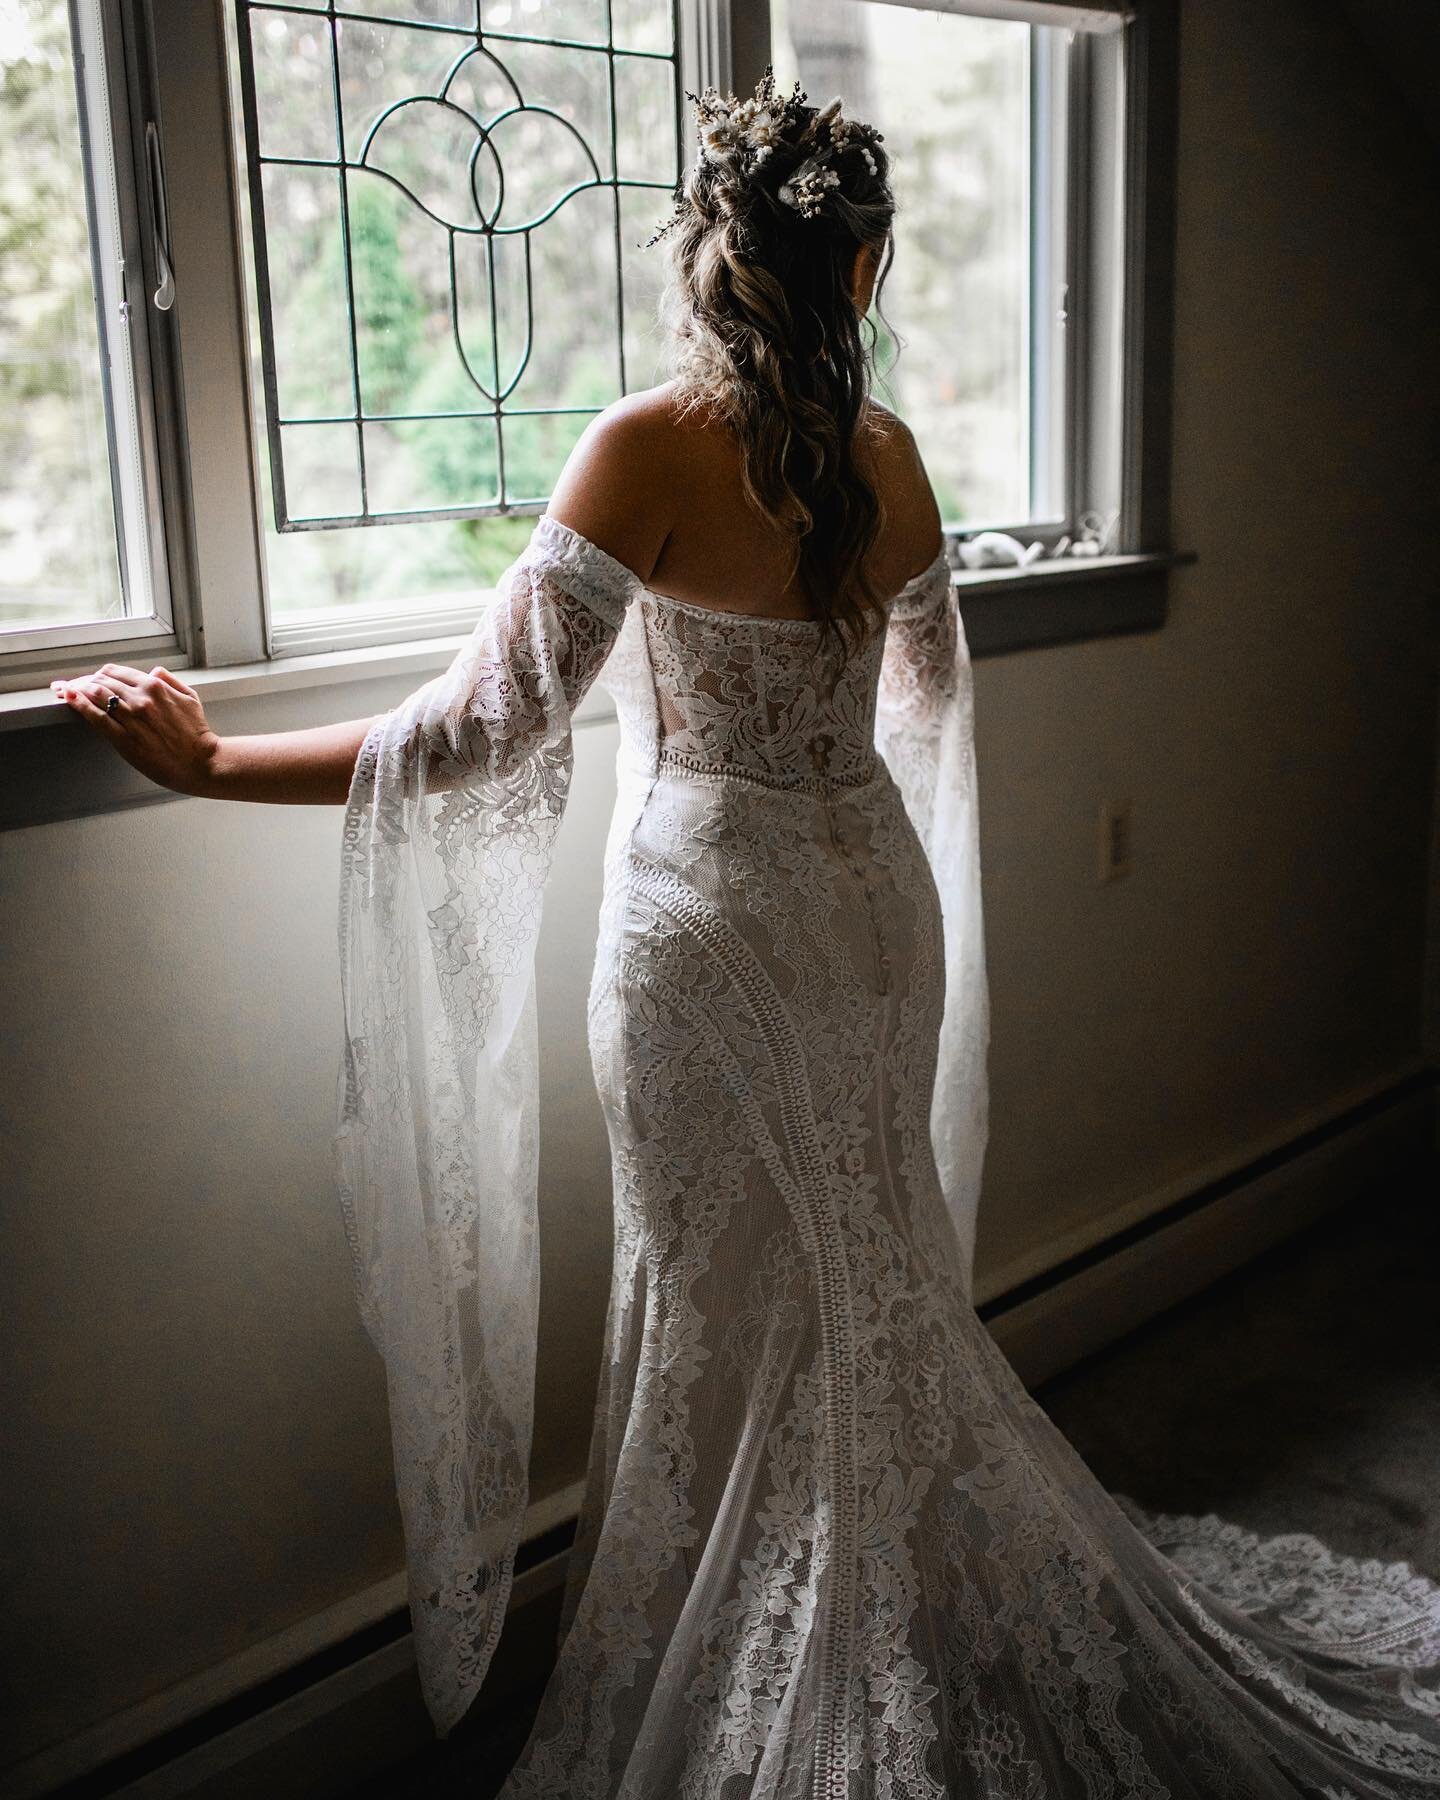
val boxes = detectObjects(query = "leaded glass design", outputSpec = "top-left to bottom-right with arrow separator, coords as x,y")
234,3 -> 682,531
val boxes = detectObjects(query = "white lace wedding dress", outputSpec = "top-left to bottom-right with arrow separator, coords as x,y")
335,513 -> 1440,1798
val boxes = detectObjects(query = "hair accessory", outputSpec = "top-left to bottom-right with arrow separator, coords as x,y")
641,65 -> 884,247
777,155 -> 840,218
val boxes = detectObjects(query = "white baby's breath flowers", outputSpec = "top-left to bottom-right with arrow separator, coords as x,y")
777,157 -> 842,219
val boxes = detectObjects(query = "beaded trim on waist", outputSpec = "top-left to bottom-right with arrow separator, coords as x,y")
655,746 -> 880,796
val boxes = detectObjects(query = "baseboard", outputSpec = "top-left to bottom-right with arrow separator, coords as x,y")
95,1547 -> 576,1800
982,1068 -> 1437,1388
970,1062 -> 1435,1308
0,1484 -> 584,1800
10,1068 -> 1436,1800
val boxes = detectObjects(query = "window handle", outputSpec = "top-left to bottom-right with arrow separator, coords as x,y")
145,120 -> 176,312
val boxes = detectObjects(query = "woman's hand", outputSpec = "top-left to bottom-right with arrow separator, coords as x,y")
52,663 -> 221,797
52,662 -> 380,804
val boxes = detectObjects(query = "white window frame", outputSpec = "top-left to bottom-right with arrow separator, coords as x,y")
1,0 -> 187,685
740,0 -> 1188,649
801,1 -> 1129,554
1,0 -> 1182,703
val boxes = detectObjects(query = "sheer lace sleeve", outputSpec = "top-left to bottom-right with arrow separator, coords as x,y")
334,514 -> 639,1737
875,551 -> 991,1296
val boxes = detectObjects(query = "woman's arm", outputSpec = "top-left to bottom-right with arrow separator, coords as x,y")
50,391 -> 676,805
51,663 -> 375,804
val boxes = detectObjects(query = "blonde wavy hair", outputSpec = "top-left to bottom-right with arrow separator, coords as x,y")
655,71 -> 900,650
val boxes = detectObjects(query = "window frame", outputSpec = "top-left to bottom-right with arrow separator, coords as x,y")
0,0 -> 1182,704
750,0 -> 1180,588
0,0 -> 190,686
225,0 -> 701,659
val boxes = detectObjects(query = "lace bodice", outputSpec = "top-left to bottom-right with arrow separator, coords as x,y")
533,511 -> 950,794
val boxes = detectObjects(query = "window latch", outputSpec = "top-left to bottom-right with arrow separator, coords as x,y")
145,121 -> 176,312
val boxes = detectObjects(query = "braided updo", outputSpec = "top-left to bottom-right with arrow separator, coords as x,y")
649,68 -> 899,649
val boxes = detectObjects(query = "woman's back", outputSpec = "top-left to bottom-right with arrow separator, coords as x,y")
548,380 -> 945,625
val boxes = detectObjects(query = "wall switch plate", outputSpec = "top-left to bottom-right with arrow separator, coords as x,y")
1098,798 -> 1133,883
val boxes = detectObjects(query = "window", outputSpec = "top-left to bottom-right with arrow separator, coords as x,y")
0,0 -> 175,658
774,0 -> 1063,534
1,0 -> 1181,720
774,0 -> 1126,553
227,0 -> 684,649
220,0 -> 1139,656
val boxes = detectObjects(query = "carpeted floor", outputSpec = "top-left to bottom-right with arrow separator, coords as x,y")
1041,1190 -> 1439,1582
351,1191 -> 1439,1797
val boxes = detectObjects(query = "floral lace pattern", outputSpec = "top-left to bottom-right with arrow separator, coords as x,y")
336,514 -> 1440,1794
336,516 -> 634,1733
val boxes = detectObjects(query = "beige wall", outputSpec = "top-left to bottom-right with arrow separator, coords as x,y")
973,0 -> 1440,1280
0,711 -> 623,1767
3,0 -> 1438,1773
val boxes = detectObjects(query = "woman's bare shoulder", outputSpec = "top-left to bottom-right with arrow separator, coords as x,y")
861,402 -> 944,576
544,384 -> 688,582
546,386 -> 941,590
860,400 -> 924,480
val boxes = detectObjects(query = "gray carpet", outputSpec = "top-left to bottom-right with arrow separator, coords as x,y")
352,1192 -> 1440,1797
1039,1191 -> 1440,1582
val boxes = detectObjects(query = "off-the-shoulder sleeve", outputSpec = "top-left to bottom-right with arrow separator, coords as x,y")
334,514 -> 639,1737
874,552 -> 991,1296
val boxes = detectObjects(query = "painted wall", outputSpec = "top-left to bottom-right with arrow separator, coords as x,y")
2,0 -> 1437,1773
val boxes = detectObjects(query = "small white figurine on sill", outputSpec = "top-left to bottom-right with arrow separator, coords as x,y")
956,530 -> 1047,570
1066,508 -> 1121,558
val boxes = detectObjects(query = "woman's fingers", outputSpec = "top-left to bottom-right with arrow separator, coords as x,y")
149,664 -> 199,700
51,677 -> 107,709
51,667 -> 146,734
83,664 -> 149,708
50,660 -> 217,794
62,684 -> 128,740
98,662 -> 150,689
55,665 -> 160,721
54,664 -> 199,708
72,676 -> 144,730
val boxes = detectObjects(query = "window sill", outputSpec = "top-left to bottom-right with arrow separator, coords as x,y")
1,547 -> 1192,734
0,632 -> 474,735
955,549 -> 1194,658
0,551 -> 1191,831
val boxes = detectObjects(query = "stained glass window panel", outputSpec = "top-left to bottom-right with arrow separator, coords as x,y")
234,0 -> 680,538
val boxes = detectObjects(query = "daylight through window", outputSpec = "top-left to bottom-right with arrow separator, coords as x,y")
773,0 -> 1071,535
231,0 -> 683,636
0,0 -> 165,644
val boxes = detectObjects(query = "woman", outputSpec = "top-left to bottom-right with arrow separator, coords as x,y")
54,70 -> 1439,1800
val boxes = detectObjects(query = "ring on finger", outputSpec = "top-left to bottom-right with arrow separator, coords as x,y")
105,692 -> 122,717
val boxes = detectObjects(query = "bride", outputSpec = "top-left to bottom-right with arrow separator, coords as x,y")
54,69 -> 1439,1800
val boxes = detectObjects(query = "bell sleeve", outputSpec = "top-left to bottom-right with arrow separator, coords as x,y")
333,514 -> 639,1737
874,551 -> 992,1297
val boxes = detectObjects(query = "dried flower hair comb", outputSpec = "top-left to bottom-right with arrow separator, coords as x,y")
642,65 -> 884,247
